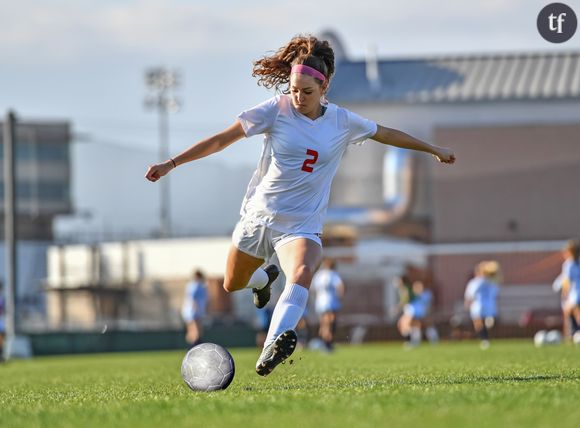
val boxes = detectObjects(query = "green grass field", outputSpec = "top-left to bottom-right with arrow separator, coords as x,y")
1,340 -> 579,428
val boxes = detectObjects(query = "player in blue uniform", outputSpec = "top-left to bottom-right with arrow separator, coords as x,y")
397,281 -> 436,346
464,261 -> 500,349
311,258 -> 345,351
559,240 -> 580,338
181,270 -> 209,347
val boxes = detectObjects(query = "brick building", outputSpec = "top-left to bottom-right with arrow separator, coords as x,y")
325,33 -> 580,327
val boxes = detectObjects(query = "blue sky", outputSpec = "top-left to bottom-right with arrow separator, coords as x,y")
2,0 -> 578,166
1,0 -> 579,237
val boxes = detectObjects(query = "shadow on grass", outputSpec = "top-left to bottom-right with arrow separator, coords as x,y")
405,373 -> 578,386
242,373 -> 578,392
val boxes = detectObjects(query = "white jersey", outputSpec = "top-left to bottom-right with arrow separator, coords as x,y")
237,95 -> 377,233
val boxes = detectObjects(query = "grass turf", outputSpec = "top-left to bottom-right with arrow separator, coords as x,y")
1,340 -> 579,428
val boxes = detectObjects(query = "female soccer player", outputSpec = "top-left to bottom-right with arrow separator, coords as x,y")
464,261 -> 500,349
397,280 -> 437,347
559,239 -> 580,338
311,258 -> 345,351
181,269 -> 209,347
146,35 -> 455,376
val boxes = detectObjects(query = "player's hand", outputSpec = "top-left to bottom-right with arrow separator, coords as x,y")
145,160 -> 174,182
433,147 -> 456,164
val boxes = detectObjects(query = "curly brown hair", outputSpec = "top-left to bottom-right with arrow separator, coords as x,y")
252,35 -> 335,94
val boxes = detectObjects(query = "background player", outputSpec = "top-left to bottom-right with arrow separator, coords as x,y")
558,239 -> 580,339
464,261 -> 500,349
311,258 -> 345,352
181,269 -> 209,347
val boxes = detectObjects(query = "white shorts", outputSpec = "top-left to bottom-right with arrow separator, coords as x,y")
232,217 -> 322,262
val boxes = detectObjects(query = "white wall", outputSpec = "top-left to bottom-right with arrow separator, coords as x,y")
46,236 -> 232,287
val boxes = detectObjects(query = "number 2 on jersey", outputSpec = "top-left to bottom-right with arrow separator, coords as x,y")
301,149 -> 319,173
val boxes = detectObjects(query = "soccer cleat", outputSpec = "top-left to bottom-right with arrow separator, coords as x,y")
255,330 -> 297,376
252,264 -> 279,309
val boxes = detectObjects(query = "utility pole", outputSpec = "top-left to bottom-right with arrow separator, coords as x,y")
3,110 -> 17,360
144,68 -> 181,238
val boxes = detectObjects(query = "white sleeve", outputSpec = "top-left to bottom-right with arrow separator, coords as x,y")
465,281 -> 475,299
552,274 -> 563,292
346,109 -> 377,146
237,96 -> 280,137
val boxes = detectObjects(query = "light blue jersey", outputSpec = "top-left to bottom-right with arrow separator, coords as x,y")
181,280 -> 208,322
404,289 -> 433,320
465,277 -> 498,320
312,268 -> 344,314
562,259 -> 580,306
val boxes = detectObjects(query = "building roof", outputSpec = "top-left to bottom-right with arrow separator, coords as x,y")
328,51 -> 580,104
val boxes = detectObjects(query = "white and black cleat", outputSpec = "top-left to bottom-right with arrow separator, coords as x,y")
255,330 -> 297,376
252,264 -> 279,309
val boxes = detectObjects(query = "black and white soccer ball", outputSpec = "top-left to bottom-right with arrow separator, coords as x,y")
181,343 -> 235,392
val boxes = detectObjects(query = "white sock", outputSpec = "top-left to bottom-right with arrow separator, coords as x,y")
426,326 -> 439,343
264,283 -> 308,346
410,327 -> 422,345
245,267 -> 269,290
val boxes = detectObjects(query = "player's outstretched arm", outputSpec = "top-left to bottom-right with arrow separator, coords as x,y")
371,125 -> 456,164
145,120 -> 246,182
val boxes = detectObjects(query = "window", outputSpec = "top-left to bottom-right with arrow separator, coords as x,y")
0,181 -> 69,202
0,141 -> 69,162
383,147 -> 410,207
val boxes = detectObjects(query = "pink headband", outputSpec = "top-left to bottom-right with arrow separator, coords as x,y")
291,64 -> 326,82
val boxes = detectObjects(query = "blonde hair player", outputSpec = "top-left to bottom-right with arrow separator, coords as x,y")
558,239 -> 580,339
145,35 -> 456,376
464,261 -> 500,350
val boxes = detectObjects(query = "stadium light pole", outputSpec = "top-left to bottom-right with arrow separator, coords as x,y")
3,110 -> 18,361
144,68 -> 181,238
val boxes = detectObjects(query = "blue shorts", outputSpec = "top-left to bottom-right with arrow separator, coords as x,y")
404,303 -> 427,320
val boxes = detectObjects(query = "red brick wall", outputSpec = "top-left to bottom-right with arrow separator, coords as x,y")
430,250 -> 564,312
433,123 -> 580,242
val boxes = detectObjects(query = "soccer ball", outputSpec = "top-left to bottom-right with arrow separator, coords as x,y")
545,329 -> 562,345
533,330 -> 547,347
181,343 -> 235,392
572,331 -> 580,346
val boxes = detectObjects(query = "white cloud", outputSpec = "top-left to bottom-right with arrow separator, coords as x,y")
1,0 -> 564,67
0,0 -> 255,64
